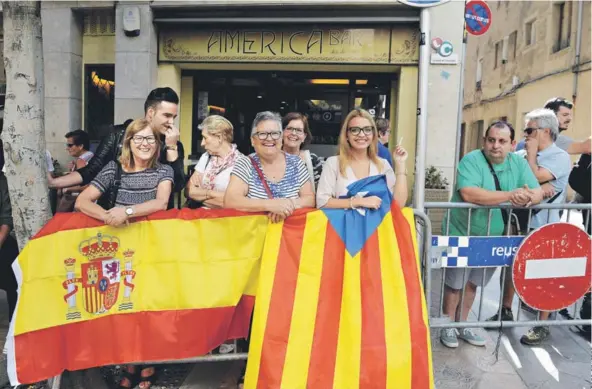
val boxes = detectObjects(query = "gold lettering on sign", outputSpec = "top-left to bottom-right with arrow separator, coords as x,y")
160,27 -> 418,64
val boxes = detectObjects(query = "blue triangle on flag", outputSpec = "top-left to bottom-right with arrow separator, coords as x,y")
322,175 -> 393,257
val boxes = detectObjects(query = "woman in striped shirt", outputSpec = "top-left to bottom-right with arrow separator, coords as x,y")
225,111 -> 315,222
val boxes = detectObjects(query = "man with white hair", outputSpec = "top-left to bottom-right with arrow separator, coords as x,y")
521,108 -> 571,345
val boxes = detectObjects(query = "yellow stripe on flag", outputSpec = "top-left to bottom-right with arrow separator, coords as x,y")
244,220 -> 284,389
377,214 -> 412,388
402,209 -> 435,388
333,249 -> 362,389
280,212 -> 327,388
16,216 -> 268,335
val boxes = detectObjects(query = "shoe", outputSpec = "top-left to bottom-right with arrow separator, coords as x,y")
458,328 -> 487,347
487,306 -> 514,322
520,326 -> 550,345
440,328 -> 459,348
2,344 -> 6,355
219,343 -> 235,354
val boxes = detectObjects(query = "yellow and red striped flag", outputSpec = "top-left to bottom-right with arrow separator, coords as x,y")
6,209 -> 267,385
246,176 -> 434,389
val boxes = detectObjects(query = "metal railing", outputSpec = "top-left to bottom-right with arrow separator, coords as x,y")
424,201 -> 592,329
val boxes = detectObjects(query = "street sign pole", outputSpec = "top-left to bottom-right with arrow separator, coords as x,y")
452,25 -> 468,190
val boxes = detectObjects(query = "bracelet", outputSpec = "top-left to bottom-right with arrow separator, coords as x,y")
205,190 -> 210,200
350,197 -> 356,209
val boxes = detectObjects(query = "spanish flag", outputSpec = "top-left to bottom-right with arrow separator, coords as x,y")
245,176 -> 434,389
6,209 -> 267,385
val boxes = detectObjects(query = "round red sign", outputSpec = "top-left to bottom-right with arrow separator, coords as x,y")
465,0 -> 492,36
513,223 -> 591,311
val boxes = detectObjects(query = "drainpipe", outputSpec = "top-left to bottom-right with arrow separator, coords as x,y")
572,0 -> 584,102
413,8 -> 430,211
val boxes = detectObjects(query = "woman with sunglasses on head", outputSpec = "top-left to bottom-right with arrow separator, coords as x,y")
317,108 -> 409,210
281,112 -> 323,191
225,111 -> 315,225
75,119 -> 173,388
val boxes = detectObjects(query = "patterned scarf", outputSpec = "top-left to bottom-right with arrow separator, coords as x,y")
202,144 -> 240,190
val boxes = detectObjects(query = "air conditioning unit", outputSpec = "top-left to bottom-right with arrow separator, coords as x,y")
512,76 -> 520,87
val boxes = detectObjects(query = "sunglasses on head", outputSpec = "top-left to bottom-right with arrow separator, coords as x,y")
523,127 -> 539,135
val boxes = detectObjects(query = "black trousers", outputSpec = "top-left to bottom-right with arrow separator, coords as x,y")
0,235 -> 19,321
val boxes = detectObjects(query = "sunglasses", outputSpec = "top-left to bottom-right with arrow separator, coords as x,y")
523,127 -> 539,135
66,143 -> 76,148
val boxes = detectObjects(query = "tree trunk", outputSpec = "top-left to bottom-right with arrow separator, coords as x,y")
2,1 -> 52,250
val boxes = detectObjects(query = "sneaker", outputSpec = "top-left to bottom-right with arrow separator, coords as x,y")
520,326 -> 550,345
487,306 -> 514,322
458,328 -> 487,347
440,328 -> 459,348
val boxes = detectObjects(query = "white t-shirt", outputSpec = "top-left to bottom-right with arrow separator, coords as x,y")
195,153 -> 234,192
45,150 -> 54,173
316,156 -> 395,208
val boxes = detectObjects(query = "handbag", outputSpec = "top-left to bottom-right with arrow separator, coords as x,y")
248,156 -> 274,199
481,151 -> 560,234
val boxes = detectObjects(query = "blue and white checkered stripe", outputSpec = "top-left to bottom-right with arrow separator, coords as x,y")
431,236 -> 470,267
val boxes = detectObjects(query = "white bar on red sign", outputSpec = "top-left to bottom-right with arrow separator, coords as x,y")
524,257 -> 587,280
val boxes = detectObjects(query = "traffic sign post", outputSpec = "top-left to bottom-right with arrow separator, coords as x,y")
465,0 -> 492,36
513,223 -> 591,312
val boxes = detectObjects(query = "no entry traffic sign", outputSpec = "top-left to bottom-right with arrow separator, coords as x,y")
513,223 -> 591,312
465,0 -> 492,36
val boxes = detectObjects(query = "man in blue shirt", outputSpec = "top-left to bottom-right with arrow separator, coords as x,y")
377,142 -> 393,167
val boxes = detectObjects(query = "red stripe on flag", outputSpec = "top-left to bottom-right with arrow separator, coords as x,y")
14,296 -> 255,384
391,205 -> 430,389
306,224 -> 345,389
256,216 -> 307,389
359,232 -> 387,388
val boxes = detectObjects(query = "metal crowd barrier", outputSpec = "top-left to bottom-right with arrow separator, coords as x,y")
423,201 -> 592,330
45,204 -> 591,389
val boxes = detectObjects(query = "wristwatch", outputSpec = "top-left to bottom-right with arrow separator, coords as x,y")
125,207 -> 134,217
166,145 -> 178,151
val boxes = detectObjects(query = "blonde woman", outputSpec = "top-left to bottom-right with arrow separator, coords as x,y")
316,108 -> 409,209
186,115 -> 242,209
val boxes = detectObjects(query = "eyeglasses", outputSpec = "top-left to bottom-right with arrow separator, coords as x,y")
131,135 -> 157,145
285,127 -> 305,135
524,127 -> 539,135
253,131 -> 282,140
348,126 -> 374,136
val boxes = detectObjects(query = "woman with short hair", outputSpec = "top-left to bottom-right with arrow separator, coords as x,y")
316,108 -> 409,210
281,112 -> 323,190
224,111 -> 315,224
186,115 -> 242,209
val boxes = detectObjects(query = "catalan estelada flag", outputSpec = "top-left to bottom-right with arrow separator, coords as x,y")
245,175 -> 434,389
6,209 -> 267,385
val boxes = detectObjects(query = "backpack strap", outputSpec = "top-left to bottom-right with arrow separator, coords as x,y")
481,150 -> 509,227
109,161 -> 123,209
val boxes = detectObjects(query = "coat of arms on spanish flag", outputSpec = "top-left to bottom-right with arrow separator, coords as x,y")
245,175 -> 434,389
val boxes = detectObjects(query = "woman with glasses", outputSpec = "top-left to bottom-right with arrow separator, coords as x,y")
317,108 -> 409,210
186,115 -> 242,209
281,112 -> 323,191
75,119 -> 172,388
225,111 -> 315,224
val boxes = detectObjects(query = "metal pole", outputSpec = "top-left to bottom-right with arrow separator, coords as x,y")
413,8 -> 430,210
452,18 -> 468,190
572,0 -> 584,100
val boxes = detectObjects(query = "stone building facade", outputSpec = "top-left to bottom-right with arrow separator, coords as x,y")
462,0 -> 591,157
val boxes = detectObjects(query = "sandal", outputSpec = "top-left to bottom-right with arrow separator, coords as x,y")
137,366 -> 157,389
117,366 -> 140,389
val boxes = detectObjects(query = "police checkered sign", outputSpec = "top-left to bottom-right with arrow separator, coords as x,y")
431,236 -> 470,267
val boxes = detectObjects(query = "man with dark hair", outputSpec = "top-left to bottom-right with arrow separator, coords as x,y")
516,97 -> 591,155
65,129 -> 91,152
49,87 -> 185,209
440,120 -> 543,349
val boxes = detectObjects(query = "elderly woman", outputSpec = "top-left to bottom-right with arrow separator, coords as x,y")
75,118 -> 173,389
186,115 -> 242,209
281,112 -> 323,190
225,111 -> 315,223
316,108 -> 408,210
